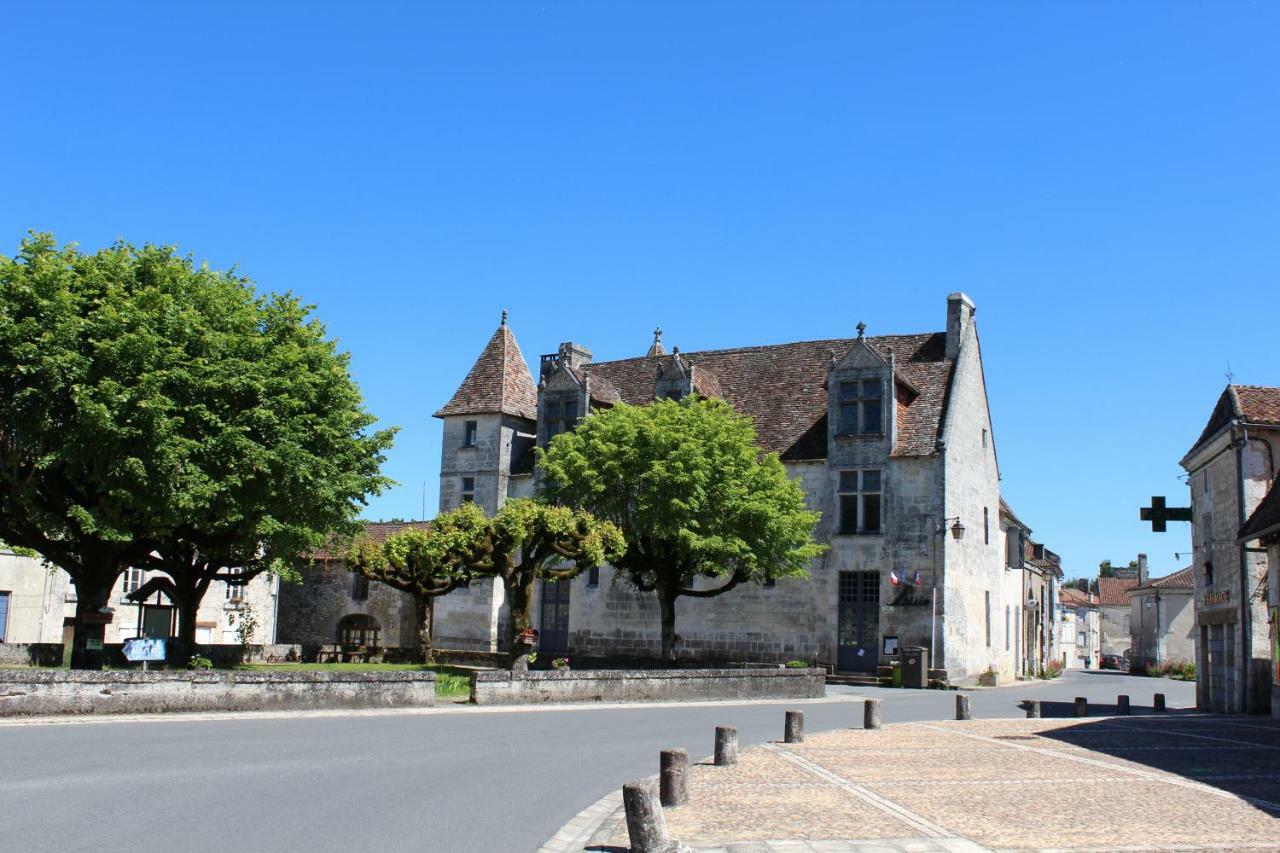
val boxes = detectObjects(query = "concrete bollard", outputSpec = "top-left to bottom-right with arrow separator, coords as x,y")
1025,700 -> 1041,718
1154,693 -> 1166,712
623,779 -> 672,853
714,725 -> 738,766
956,694 -> 972,721
1117,694 -> 1130,715
864,698 -> 882,730
784,710 -> 804,743
659,748 -> 688,807
1074,696 -> 1088,717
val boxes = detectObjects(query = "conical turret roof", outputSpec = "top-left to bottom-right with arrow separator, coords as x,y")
433,313 -> 538,421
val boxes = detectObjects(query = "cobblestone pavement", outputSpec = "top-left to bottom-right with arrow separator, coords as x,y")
588,714 -> 1280,852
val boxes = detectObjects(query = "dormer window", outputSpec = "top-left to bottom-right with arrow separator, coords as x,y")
838,379 -> 883,435
545,399 -> 579,443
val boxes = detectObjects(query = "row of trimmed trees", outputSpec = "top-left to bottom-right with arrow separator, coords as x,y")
348,396 -> 826,666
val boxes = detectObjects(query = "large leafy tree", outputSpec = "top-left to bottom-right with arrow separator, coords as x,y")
345,503 -> 489,662
462,499 -> 624,668
538,396 -> 824,664
0,233 -> 394,667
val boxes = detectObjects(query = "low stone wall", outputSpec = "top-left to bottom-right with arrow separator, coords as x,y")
469,667 -> 825,706
0,643 -> 64,667
0,670 -> 436,716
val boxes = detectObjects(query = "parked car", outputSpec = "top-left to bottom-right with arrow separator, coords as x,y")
1100,653 -> 1128,671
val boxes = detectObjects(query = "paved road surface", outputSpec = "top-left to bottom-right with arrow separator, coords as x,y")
0,670 -> 1192,853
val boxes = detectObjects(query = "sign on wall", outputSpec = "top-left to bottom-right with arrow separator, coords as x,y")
123,637 -> 167,662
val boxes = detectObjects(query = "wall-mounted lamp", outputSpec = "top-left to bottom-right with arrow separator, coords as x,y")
950,519 -> 966,541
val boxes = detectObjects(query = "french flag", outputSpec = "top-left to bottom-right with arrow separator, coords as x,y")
889,570 -> 902,586
912,571 -> 922,587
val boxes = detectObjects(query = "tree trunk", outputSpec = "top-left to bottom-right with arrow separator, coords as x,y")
658,585 -> 679,666
415,594 -> 435,664
171,586 -> 201,668
69,568 -> 119,670
505,574 -> 533,669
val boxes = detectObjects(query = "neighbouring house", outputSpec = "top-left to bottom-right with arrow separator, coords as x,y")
1128,567 -> 1196,669
414,293 -> 1022,685
1097,556 -> 1144,659
0,548 -> 279,655
1238,474 -> 1280,719
1058,587 -> 1100,669
999,518 -> 1064,678
1180,384 -> 1280,713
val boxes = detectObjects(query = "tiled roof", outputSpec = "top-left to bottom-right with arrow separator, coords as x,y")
1134,567 -> 1194,592
434,320 -> 538,421
999,497 -> 1029,532
1059,587 -> 1097,607
1097,577 -> 1139,607
1186,384 -> 1280,460
584,332 -> 954,459
310,520 -> 431,561
1241,476 -> 1280,542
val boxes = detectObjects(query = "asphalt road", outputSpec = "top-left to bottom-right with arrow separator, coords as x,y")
0,670 -> 1194,853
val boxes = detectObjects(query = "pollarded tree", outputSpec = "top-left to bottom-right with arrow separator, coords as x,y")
0,233 -> 394,668
538,396 -> 825,664
346,503 -> 489,662
462,499 -> 624,668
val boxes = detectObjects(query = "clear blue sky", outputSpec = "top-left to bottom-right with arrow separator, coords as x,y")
4,3 -> 1277,580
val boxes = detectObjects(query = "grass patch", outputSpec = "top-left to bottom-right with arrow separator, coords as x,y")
238,662 -> 473,699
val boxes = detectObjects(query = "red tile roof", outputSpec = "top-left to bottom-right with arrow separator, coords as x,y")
1135,567 -> 1194,592
1097,577 -> 1139,607
1059,587 -> 1098,607
584,332 -> 954,459
1186,384 -> 1280,460
310,520 -> 430,561
1241,476 -> 1280,542
434,320 -> 538,421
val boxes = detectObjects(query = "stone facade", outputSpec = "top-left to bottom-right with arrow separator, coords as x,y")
1057,588 -> 1100,669
1180,385 -> 1279,714
409,294 -> 1027,686
277,554 -> 417,650
469,667 -> 824,706
1128,568 -> 1196,668
1238,470 -> 1280,718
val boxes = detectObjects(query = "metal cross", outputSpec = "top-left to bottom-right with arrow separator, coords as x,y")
1139,496 -> 1193,533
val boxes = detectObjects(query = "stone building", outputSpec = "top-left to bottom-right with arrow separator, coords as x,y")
1057,587 -> 1100,669
997,504 -> 1064,678
1127,567 -> 1196,668
1180,384 -> 1280,713
1238,473 -> 1280,718
1098,565 -> 1141,659
426,293 -> 1021,685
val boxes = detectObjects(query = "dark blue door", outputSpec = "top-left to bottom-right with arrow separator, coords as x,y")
0,592 -> 9,642
538,580 -> 571,656
836,571 -> 880,673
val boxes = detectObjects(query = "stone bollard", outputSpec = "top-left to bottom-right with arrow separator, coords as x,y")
714,725 -> 738,766
784,710 -> 804,743
864,698 -> 882,730
1154,693 -> 1166,712
1025,700 -> 1041,718
1117,694 -> 1130,715
659,748 -> 688,807
623,779 -> 672,853
956,694 -> 972,721
1075,697 -> 1088,717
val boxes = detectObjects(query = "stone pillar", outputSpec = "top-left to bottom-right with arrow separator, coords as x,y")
956,694 -> 971,720
784,710 -> 804,743
1117,694 -> 1130,715
623,779 -> 671,853
864,698 -> 882,730
659,749 -> 688,807
1154,692 -> 1166,712
1075,697 -> 1088,717
714,725 -> 738,766
1025,700 -> 1041,718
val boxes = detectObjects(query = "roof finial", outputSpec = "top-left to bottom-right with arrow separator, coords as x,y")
500,308 -> 508,327
856,321 -> 866,339
646,325 -> 667,357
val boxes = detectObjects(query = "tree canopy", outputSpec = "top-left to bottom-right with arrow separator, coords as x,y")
0,233 -> 394,667
537,395 -> 824,663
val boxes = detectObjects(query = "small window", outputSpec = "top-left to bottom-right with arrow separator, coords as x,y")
1005,605 -> 1011,651
838,379 -> 884,435
984,507 -> 990,545
351,572 -> 369,602
122,567 -> 144,595
225,568 -> 246,601
837,470 -> 882,534
984,590 -> 991,647
1203,560 -> 1214,587
981,428 -> 988,449
461,476 -> 475,504
763,577 -> 776,588
587,566 -> 600,587
546,399 -> 580,443
463,420 -> 478,448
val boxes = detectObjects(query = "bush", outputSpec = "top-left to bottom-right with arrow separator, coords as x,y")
1038,660 -> 1064,680
1169,661 -> 1196,681
187,655 -> 213,670
784,660 -> 810,669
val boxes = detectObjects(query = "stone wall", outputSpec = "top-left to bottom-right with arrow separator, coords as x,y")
469,667 -> 824,706
0,669 -> 436,716
0,642 -> 63,666
1099,604 -> 1131,658
1129,590 -> 1196,666
277,559 -> 416,648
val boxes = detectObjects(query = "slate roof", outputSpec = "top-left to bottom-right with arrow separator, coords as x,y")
1186,384 -> 1280,461
584,332 -> 954,460
1133,567 -> 1194,593
1097,577 -> 1139,607
434,319 -> 539,421
1240,476 -> 1280,542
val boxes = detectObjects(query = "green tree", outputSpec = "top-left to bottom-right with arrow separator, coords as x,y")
0,233 -> 393,667
1099,560 -> 1117,578
538,396 -> 825,664
345,503 -> 490,662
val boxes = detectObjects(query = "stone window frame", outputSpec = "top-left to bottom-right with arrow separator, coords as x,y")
460,476 -> 475,504
836,379 -> 885,437
544,396 -> 580,445
463,420 -> 478,448
837,469 -> 882,535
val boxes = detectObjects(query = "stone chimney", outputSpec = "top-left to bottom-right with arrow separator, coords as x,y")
557,342 -> 593,371
1137,553 -> 1148,585
945,292 -> 975,359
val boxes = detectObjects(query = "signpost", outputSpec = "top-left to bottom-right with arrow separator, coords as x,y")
123,637 -> 167,671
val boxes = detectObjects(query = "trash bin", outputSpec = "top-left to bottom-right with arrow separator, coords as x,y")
901,646 -> 928,689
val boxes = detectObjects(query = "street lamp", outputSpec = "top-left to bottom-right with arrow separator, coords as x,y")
950,519 -> 966,541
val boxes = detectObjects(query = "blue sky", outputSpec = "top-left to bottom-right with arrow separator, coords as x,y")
3,3 -> 1277,580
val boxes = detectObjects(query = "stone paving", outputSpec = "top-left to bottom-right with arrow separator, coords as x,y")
587,715 -> 1280,852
